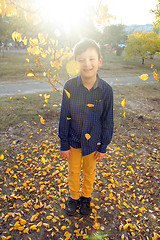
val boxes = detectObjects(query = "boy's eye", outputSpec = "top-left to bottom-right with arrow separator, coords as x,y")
78,59 -> 84,63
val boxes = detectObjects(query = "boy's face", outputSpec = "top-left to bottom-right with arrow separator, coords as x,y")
76,48 -> 102,81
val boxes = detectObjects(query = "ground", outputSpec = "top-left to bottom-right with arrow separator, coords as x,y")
0,83 -> 160,240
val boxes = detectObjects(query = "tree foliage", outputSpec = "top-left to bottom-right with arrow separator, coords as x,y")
0,0 -> 114,89
0,15 -> 42,43
102,24 -> 126,46
152,0 -> 160,27
124,31 -> 160,64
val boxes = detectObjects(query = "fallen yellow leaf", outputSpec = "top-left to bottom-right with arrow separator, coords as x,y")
23,228 -> 29,234
18,226 -> 25,231
93,222 -> 100,230
153,232 -> 160,240
61,226 -> 67,230
0,154 -> 4,160
61,203 -> 65,209
30,225 -> 37,230
39,116 -> 45,124
42,157 -> 45,164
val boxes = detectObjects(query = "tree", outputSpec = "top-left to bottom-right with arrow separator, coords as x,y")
0,15 -> 43,44
124,31 -> 160,64
0,0 -> 113,88
102,24 -> 126,46
152,0 -> 160,27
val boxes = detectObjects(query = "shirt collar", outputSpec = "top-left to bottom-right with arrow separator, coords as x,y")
77,74 -> 103,89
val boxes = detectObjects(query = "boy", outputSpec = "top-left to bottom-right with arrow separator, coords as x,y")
58,39 -> 114,216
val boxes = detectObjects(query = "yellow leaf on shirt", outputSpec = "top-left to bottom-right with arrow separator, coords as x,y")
64,89 -> 70,99
85,133 -> 91,140
86,104 -> 94,107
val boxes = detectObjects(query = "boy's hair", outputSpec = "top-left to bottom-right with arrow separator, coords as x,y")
73,38 -> 101,60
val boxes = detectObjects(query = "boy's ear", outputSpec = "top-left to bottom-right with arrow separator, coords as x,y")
99,57 -> 102,67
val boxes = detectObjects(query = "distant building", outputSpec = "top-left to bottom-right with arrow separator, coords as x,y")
125,24 -> 153,34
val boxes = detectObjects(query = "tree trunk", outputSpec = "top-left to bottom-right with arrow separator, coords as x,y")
142,58 -> 144,64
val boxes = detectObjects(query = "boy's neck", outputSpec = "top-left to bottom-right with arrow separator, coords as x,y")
81,76 -> 97,90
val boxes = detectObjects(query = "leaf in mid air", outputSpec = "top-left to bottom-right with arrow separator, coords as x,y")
64,89 -> 70,99
139,74 -> 148,81
121,99 -> 125,108
27,73 -> 35,77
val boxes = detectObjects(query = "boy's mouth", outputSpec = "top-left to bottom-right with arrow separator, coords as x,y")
83,68 -> 93,72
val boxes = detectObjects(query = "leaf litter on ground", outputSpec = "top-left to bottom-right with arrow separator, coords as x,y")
0,83 -> 160,240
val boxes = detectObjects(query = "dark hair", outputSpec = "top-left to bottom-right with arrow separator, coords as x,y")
73,38 -> 101,60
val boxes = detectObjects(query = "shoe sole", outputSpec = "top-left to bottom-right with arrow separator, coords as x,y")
80,210 -> 92,216
66,204 -> 80,216
66,211 -> 76,216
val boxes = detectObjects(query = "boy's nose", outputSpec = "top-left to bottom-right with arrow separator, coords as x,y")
84,59 -> 90,66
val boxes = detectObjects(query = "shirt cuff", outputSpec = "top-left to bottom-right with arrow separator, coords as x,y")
98,144 -> 107,153
60,141 -> 70,151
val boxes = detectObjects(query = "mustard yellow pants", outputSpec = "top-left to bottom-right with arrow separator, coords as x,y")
68,146 -> 97,200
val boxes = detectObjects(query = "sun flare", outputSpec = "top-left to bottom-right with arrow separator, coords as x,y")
40,0 -> 98,33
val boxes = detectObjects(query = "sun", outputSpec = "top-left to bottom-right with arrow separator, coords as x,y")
40,0 -> 98,33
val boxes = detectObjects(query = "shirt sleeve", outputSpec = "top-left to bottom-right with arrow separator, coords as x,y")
98,86 -> 114,153
58,85 -> 71,151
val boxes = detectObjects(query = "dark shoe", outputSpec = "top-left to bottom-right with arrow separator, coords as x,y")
66,197 -> 79,215
80,196 -> 92,216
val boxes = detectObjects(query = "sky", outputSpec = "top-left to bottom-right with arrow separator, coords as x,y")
107,0 -> 158,25
41,0 -> 158,34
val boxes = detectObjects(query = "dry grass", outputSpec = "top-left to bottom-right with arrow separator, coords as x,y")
0,91 -> 62,133
0,51 -> 29,82
1,50 -> 160,82
99,51 -> 160,78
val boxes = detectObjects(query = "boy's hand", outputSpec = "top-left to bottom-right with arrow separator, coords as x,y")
60,150 -> 72,160
94,151 -> 105,161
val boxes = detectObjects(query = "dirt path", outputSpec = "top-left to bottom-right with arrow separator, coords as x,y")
0,76 -> 155,96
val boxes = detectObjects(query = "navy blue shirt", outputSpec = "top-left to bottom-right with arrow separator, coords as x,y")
58,75 -> 114,156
